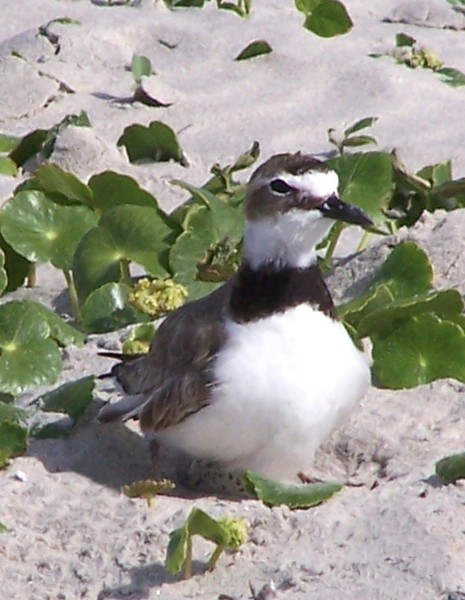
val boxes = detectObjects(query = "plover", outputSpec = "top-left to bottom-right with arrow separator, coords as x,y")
98,152 -> 372,484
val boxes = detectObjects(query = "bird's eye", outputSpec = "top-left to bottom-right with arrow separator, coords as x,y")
270,179 -> 293,194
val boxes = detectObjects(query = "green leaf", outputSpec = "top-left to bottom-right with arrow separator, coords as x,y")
81,282 -> 148,333
163,0 -> 206,7
344,116 -> 378,136
0,401 -> 28,426
9,129 -> 48,167
295,0 -> 322,14
0,322 -> 62,395
395,32 -> 416,48
435,452 -> 465,485
1,190 -> 98,271
40,376 -> 95,422
117,121 -> 188,166
41,111 -> 91,158
88,171 -> 158,211
417,161 -> 452,188
357,290 -> 464,338
0,420 -> 28,467
166,507 -> 230,575
370,241 -> 433,300
8,113 -> 91,167
436,67 -> 465,88
329,151 -> 393,225
122,323 -> 156,354
0,522 -> 7,533
235,40 -> 273,61
0,234 -> 30,293
32,302 -> 86,347
244,472 -> 342,509
0,248 -> 6,296
169,206 -> 219,299
173,181 -> 244,240
169,191 -> 242,298
0,156 -> 18,177
73,205 -> 176,300
341,135 -> 377,150
303,0 -> 353,38
372,314 -> 465,389
217,0 -> 252,17
33,164 -> 93,205
339,284 -> 394,329
131,54 -> 152,84
0,134 -> 20,153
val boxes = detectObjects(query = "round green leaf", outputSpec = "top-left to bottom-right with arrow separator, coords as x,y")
435,452 -> 465,485
0,300 -> 80,394
357,289 -> 464,338
40,376 -> 95,422
73,205 -> 176,300
81,282 -> 148,333
0,234 -> 30,293
0,156 -> 18,177
117,120 -> 187,166
0,338 -> 62,395
0,301 -> 50,348
303,0 -> 353,38
0,134 -> 20,153
34,164 -> 93,205
1,190 -> 98,270
372,314 -> 465,389
88,171 -> 158,211
244,471 -> 342,509
371,241 -> 433,299
0,420 -> 28,467
169,205 -> 221,299
329,151 -> 393,225
31,301 -> 86,347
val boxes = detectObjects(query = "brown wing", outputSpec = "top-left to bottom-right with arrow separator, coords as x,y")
98,283 -> 230,432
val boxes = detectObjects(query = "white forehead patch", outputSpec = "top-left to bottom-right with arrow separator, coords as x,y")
278,170 -> 339,198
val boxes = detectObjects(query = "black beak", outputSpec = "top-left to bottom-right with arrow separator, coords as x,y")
319,195 -> 373,227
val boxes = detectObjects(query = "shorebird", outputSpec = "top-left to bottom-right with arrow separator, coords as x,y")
98,152 -> 372,485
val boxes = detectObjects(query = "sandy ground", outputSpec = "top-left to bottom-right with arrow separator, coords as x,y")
1,1 -> 465,598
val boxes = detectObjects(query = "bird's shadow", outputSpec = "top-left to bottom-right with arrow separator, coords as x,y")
28,400 -> 242,502
28,397 -> 192,494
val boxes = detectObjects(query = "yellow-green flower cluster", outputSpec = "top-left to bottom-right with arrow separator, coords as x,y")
219,516 -> 248,549
128,278 -> 188,318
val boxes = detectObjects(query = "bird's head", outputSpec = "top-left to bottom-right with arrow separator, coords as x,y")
243,152 -> 372,269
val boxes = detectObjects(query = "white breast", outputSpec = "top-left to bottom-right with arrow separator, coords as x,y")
158,305 -> 371,482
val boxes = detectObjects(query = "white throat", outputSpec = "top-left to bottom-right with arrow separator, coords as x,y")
243,208 -> 333,269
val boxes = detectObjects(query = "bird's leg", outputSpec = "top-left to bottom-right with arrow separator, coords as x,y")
148,437 -> 162,480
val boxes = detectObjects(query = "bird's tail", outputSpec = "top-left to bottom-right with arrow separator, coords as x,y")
97,394 -> 145,423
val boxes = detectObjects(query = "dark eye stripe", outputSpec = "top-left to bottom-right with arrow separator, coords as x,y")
270,179 -> 293,194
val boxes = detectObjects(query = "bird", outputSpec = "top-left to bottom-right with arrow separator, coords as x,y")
98,151 -> 372,487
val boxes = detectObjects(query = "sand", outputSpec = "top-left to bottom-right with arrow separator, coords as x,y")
1,1 -> 465,598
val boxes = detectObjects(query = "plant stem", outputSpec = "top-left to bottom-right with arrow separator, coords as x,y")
119,259 -> 132,286
183,536 -> 193,580
63,270 -> 82,322
207,544 -> 225,571
357,230 -> 371,253
27,263 -> 37,288
324,222 -> 344,264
